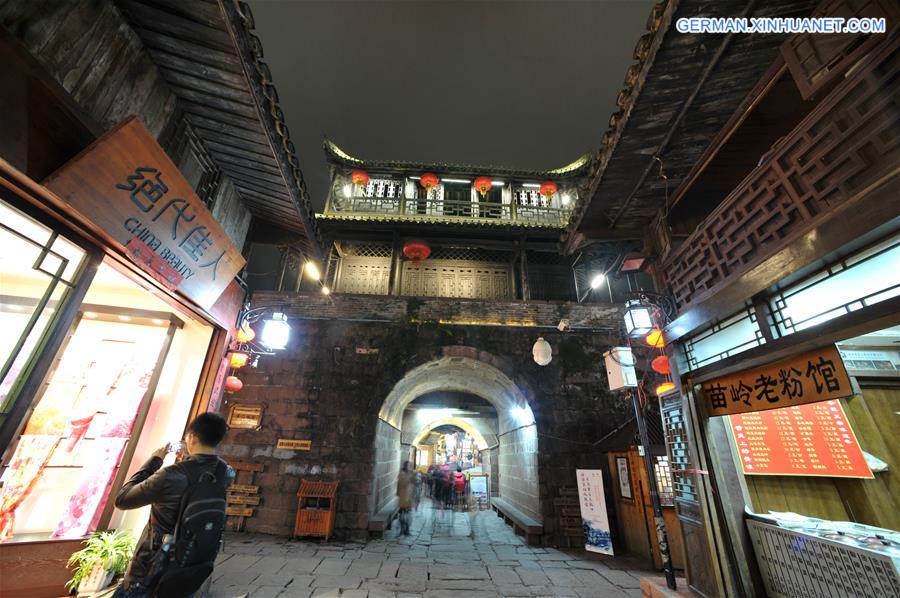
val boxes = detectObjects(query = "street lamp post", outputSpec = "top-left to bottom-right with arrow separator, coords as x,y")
630,386 -> 677,590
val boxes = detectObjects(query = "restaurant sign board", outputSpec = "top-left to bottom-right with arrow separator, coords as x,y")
44,117 -> 245,310
701,345 -> 852,417
729,399 -> 872,478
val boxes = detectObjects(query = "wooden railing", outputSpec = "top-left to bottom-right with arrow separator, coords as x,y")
326,194 -> 572,227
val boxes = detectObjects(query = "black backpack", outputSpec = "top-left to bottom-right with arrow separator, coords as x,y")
147,459 -> 230,598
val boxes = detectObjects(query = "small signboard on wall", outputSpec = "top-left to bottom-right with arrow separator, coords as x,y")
576,469 -> 613,555
276,439 -> 312,451
702,345 -> 852,417
228,404 -> 263,429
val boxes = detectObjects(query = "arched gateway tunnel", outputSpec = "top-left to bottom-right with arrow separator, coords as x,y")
220,292 -> 630,546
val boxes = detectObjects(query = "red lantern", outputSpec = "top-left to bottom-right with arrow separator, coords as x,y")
224,375 -> 243,393
230,352 -> 250,369
235,326 -> 255,344
402,240 -> 431,268
351,169 -> 370,188
473,176 -> 492,198
420,172 -> 439,191
645,329 -> 665,348
651,355 -> 670,375
539,181 -> 558,199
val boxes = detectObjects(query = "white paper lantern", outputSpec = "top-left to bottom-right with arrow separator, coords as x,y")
532,337 -> 552,366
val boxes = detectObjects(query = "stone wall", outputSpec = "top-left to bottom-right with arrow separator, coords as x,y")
498,424 -> 541,521
220,292 -> 631,544
370,419 -> 401,518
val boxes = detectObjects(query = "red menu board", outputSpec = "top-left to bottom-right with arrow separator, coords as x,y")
729,400 -> 872,478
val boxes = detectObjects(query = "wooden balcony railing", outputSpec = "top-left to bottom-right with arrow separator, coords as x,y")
663,36 -> 899,311
325,194 -> 572,227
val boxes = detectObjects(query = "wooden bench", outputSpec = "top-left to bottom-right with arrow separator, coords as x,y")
367,496 -> 399,538
491,497 -> 543,545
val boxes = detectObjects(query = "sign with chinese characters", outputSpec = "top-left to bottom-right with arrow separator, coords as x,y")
576,469 -> 614,555
702,345 -> 851,417
276,439 -> 312,451
729,400 -> 872,478
44,117 -> 245,310
228,404 -> 263,429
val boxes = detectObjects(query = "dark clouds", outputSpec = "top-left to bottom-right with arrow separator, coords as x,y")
248,0 -> 655,211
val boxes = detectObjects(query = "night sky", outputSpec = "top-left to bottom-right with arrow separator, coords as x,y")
248,0 -> 656,211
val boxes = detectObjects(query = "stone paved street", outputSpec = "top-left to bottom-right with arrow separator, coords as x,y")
208,505 -> 653,597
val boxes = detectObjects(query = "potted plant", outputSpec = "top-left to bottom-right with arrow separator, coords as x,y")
66,530 -> 136,595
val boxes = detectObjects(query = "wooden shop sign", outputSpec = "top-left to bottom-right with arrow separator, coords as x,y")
228,404 -> 263,429
229,484 -> 259,494
226,495 -> 261,506
276,439 -> 312,451
43,117 -> 245,310
701,345 -> 852,417
226,506 -> 254,517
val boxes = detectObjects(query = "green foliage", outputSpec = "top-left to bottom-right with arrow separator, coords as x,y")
66,530 -> 136,592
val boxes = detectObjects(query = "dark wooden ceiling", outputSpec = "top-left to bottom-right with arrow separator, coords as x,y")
117,0 -> 321,258
565,0 -> 819,249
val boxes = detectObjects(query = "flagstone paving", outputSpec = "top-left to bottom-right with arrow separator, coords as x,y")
208,505 -> 653,597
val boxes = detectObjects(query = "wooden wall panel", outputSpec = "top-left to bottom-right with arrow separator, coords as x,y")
400,260 -> 511,300
336,257 -> 391,295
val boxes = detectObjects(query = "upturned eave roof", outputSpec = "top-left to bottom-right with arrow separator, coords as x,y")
323,138 -> 592,181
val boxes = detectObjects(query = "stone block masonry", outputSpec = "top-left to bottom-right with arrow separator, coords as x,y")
219,292 -> 631,545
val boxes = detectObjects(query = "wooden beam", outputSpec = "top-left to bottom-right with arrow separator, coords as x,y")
120,1 -> 234,53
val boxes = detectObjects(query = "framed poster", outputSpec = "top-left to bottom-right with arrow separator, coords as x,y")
616,457 -> 632,499
576,469 -> 613,555
469,473 -> 489,509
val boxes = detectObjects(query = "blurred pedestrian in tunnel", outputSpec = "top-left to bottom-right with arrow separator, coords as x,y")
396,461 -> 415,536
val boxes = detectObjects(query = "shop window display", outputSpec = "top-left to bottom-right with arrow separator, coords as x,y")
0,200 -> 87,415
0,262 -> 214,543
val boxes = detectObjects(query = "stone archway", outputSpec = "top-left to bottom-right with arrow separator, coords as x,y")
370,355 -> 540,526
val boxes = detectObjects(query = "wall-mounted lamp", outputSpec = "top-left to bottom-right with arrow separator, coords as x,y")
261,312 -> 291,350
623,299 -> 654,336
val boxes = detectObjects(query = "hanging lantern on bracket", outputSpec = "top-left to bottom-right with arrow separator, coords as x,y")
402,239 -> 431,268
350,169 -> 370,188
224,375 -> 243,393
235,325 -> 255,344
539,181 -> 558,202
532,337 -> 552,366
651,355 -> 670,375
473,176 -> 492,198
420,172 -> 439,192
655,381 -> 676,395
645,328 -> 665,348
230,351 -> 250,369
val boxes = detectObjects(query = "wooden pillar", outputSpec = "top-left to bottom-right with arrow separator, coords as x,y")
519,236 -> 529,300
389,233 -> 402,296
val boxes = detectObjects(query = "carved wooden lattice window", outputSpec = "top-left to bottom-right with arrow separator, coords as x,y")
661,395 -> 698,505
401,263 -> 511,299
336,258 -> 391,295
780,0 -> 898,99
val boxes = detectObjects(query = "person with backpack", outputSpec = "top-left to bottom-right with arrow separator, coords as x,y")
452,467 -> 467,511
113,412 -> 233,597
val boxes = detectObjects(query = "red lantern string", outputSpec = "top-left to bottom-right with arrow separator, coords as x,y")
473,176 -> 492,198
402,240 -> 431,268
539,181 -> 558,200
224,375 -> 243,393
651,355 -> 670,375
351,169 -> 370,187
420,173 -> 439,191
